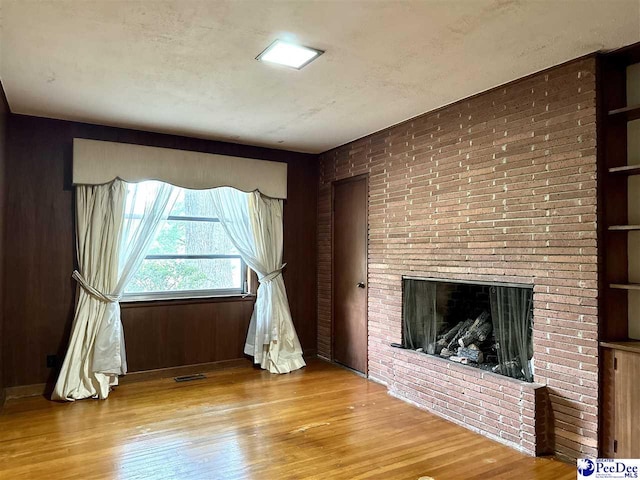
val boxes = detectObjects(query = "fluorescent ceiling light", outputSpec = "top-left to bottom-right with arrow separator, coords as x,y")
256,40 -> 323,70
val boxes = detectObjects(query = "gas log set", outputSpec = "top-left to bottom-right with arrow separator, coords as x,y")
428,311 -> 491,362
425,311 -> 514,376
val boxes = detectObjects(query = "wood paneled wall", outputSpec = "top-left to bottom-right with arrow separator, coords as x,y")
122,298 -> 256,372
0,83 -> 8,405
3,114 -> 318,387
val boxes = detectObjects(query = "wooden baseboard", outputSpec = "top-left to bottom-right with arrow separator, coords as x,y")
4,354 -> 318,400
121,358 -> 251,384
2,360 -> 250,400
5,383 -> 48,400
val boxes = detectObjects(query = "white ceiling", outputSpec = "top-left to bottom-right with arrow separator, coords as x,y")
1,1 -> 639,154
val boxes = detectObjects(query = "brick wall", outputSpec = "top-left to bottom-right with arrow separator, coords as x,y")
318,57 -> 598,460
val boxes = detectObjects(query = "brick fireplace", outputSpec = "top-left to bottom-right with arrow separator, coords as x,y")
317,57 -> 598,460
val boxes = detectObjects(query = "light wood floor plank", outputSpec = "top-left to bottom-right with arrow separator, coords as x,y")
0,358 -> 575,479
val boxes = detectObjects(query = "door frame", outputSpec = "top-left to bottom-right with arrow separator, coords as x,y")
331,173 -> 369,375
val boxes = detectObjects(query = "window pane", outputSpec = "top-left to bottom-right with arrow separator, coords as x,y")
123,183 -> 246,297
124,181 -> 168,215
126,258 -> 243,293
170,189 -> 218,218
147,220 -> 239,256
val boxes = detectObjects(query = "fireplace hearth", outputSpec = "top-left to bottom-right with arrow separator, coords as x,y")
402,277 -> 534,381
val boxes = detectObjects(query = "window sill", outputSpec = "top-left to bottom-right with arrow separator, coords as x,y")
120,293 -> 256,309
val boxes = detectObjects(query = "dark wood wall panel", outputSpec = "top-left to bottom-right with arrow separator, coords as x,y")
3,114 -> 318,387
122,298 -> 255,372
282,151 -> 318,352
0,82 -> 8,405
600,347 -> 616,458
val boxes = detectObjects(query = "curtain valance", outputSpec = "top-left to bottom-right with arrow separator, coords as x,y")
72,138 -> 288,199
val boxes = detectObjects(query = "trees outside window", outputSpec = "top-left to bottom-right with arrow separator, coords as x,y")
124,185 -> 245,299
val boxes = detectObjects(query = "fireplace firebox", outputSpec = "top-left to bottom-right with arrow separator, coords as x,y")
402,277 -> 534,381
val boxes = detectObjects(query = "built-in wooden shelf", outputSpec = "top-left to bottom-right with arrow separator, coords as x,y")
609,225 -> 640,231
609,104 -> 640,121
601,341 -> 640,355
609,164 -> 640,175
610,283 -> 640,291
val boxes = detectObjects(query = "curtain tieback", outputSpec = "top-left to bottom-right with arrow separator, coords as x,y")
259,264 -> 287,284
72,270 -> 121,303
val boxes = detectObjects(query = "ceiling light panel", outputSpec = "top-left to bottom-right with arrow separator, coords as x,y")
256,40 -> 323,70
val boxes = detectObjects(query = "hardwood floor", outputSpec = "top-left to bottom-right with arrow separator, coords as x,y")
0,358 -> 574,479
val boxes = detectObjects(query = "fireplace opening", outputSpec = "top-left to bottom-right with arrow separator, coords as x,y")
402,277 -> 534,382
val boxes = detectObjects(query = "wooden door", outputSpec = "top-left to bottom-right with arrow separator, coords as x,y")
333,176 -> 368,374
614,349 -> 640,457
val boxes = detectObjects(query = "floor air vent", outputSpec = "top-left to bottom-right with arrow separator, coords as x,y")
174,373 -> 206,383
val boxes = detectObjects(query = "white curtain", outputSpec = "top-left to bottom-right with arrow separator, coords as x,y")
209,187 -> 305,373
53,180 -> 176,401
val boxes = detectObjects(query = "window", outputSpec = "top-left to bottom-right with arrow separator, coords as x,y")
123,183 -> 246,301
